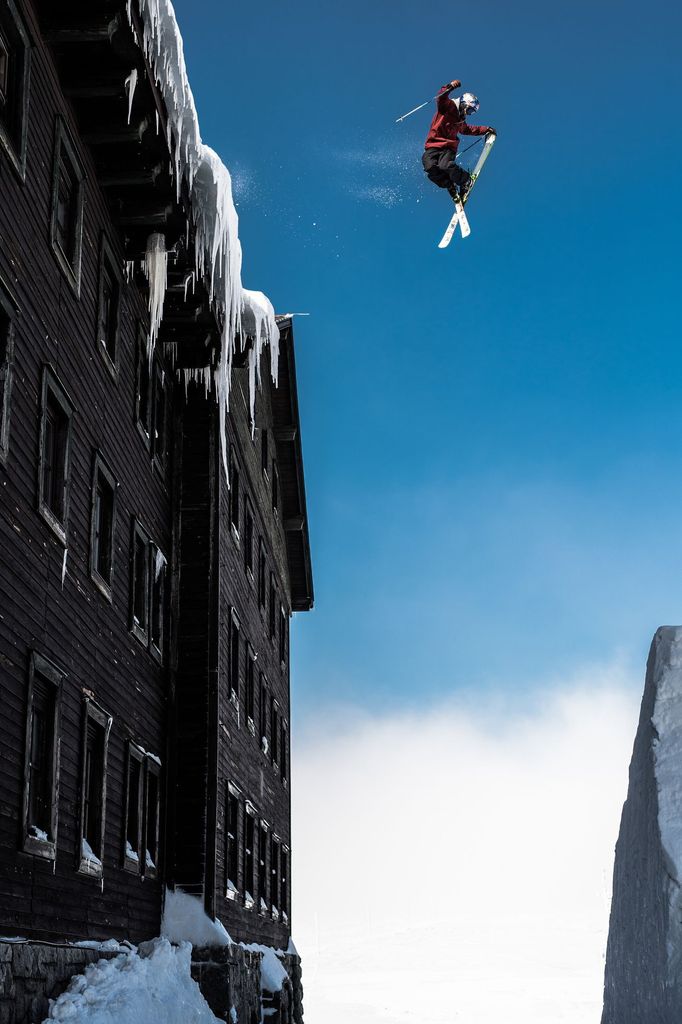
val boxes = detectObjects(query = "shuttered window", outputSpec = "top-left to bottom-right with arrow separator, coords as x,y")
244,805 -> 256,907
258,822 -> 268,909
226,788 -> 240,897
22,652 -> 63,859
38,368 -> 73,542
97,239 -> 120,371
0,1 -> 30,177
50,121 -> 84,293
79,701 -> 111,878
90,453 -> 117,596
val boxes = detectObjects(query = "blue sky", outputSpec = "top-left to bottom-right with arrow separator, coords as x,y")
175,0 -> 682,714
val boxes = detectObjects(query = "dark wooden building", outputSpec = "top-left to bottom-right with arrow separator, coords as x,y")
0,0 -> 313,956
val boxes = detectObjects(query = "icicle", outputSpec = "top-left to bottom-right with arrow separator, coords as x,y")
61,548 -> 68,588
124,68 -> 138,124
143,232 -> 168,358
127,0 -> 282,477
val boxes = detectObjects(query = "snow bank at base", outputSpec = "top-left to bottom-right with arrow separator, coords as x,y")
131,0 -> 279,463
239,943 -> 288,993
43,939 -> 220,1024
161,889 -> 232,947
160,890 -> 290,994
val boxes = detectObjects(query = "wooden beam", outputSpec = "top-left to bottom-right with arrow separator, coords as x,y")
275,425 -> 298,443
44,16 -> 120,45
100,164 -> 164,188
285,516 -> 305,533
84,117 -> 151,146
115,204 -> 174,228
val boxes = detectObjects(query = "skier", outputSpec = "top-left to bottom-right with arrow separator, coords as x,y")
422,79 -> 495,199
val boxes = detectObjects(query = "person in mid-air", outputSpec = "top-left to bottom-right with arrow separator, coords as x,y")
422,79 -> 495,199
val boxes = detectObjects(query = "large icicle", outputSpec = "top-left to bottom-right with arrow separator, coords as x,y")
242,290 -> 280,434
129,0 -> 281,474
125,68 -> 138,124
144,232 -> 168,357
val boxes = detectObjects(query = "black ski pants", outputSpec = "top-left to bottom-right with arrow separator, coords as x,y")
422,148 -> 471,191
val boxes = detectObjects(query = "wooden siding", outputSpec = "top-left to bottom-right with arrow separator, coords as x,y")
0,2 -> 171,942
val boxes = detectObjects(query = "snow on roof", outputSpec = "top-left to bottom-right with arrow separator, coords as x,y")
130,0 -> 280,471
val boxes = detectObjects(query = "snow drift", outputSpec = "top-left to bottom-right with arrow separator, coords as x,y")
43,939 -> 220,1024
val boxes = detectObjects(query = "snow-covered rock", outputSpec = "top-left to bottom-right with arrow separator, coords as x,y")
42,938 -> 220,1024
602,626 -> 682,1022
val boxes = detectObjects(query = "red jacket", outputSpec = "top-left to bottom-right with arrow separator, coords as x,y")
424,87 -> 491,152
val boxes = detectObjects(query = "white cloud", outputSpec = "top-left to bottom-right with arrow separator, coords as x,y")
291,663 -> 640,1023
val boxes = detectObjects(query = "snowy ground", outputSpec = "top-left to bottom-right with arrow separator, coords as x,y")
44,940 -> 220,1024
292,668 -> 639,1023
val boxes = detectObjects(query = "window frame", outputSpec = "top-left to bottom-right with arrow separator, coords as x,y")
257,537 -> 266,616
271,697 -> 280,770
37,365 -> 73,545
225,783 -> 241,899
259,673 -> 269,756
258,819 -> 269,913
89,450 -> 117,601
77,698 -> 112,879
280,718 -> 288,786
229,608 -> 241,706
281,844 -> 290,923
50,118 -> 85,297
143,755 -> 161,877
229,447 -> 240,541
261,428 -> 269,479
0,0 -> 31,180
271,459 -> 279,517
243,801 -> 256,909
152,358 -> 168,477
21,651 -> 64,861
270,833 -> 281,920
243,497 -> 254,581
0,276 -> 16,465
245,643 -> 256,733
96,235 -> 121,377
149,543 -> 167,664
130,519 -> 151,646
268,572 -> 276,642
279,604 -> 287,667
122,742 -> 145,873
135,325 -> 152,450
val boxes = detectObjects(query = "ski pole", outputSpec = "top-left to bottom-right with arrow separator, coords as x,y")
395,81 -> 460,123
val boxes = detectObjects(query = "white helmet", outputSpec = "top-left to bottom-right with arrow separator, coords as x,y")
460,92 -> 480,115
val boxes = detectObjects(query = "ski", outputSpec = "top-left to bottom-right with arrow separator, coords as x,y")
438,197 -> 469,248
437,131 -> 496,248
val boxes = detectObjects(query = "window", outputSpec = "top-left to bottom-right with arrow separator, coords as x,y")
281,846 -> 289,922
131,520 -> 150,644
0,0 -> 30,177
90,453 -> 117,597
280,720 -> 288,785
246,645 -> 255,728
225,786 -> 240,897
97,238 -> 120,372
279,605 -> 287,666
124,746 -> 161,877
229,449 -> 240,537
38,368 -> 73,542
22,652 -> 63,859
244,804 -> 256,908
270,834 -> 280,918
244,500 -> 254,579
229,609 -> 240,703
152,361 -> 167,473
0,281 -> 15,463
268,573 -> 276,641
50,120 -> 85,293
150,545 -> 166,661
272,460 -> 279,516
135,327 -> 152,446
257,539 -> 266,613
123,744 -> 144,871
78,701 -> 112,877
258,821 -> 269,910
261,429 -> 268,477
259,674 -> 269,755
271,698 -> 279,768
144,758 -> 161,874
